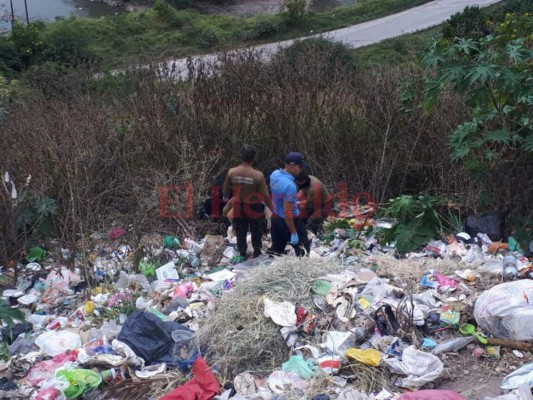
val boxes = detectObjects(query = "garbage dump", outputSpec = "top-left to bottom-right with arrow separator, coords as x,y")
1,211 -> 532,400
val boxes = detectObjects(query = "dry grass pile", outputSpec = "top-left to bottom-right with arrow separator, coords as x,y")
94,371 -> 186,400
195,257 -> 352,378
372,253 -> 460,282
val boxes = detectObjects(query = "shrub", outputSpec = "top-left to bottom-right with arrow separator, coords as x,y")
43,22 -> 95,67
283,0 -> 306,25
244,18 -> 280,40
442,6 -> 489,40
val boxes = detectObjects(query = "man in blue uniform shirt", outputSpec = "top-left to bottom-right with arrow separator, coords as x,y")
269,152 -> 310,256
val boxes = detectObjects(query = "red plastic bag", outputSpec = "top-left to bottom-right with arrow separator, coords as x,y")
399,390 -> 467,400
160,357 -> 219,400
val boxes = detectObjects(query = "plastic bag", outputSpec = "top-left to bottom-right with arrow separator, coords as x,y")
25,351 -> 78,386
56,369 -> 102,399
267,370 -> 309,395
312,280 -> 334,296
399,390 -> 467,400
384,346 -> 443,388
263,298 -> 297,327
501,363 -> 533,390
466,212 -> 506,242
474,280 -> 533,340
282,355 -> 317,379
45,268 -> 81,289
160,357 -> 219,400
117,311 -> 174,365
345,348 -> 381,366
35,331 -> 82,356
324,331 -> 356,356
114,271 -> 150,291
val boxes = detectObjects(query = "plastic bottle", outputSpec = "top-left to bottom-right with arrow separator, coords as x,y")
502,254 -> 518,281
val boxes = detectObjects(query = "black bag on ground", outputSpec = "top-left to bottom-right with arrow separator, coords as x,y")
117,310 -> 174,365
465,211 -> 506,242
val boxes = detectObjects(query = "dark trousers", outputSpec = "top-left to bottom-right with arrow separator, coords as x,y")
270,216 -> 310,256
232,203 -> 265,257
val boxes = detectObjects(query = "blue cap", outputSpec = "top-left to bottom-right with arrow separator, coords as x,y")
285,152 -> 308,168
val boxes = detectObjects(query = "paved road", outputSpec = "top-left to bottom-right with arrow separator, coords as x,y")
122,0 -> 501,79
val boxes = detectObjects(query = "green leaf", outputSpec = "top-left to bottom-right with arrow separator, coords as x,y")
386,195 -> 414,220
484,150 -> 497,161
0,302 -> 25,327
16,208 -> 36,228
523,135 -> 533,153
455,37 -> 478,55
33,196 -> 58,217
466,63 -> 497,85
485,129 -> 511,145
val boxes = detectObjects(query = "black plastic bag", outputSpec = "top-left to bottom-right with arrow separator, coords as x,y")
118,311 -> 195,367
117,311 -> 174,365
466,212 -> 506,241
1,322 -> 33,345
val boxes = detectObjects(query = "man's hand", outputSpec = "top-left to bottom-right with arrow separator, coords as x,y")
290,233 -> 299,246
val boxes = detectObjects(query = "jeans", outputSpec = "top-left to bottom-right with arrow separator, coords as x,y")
270,216 -> 310,256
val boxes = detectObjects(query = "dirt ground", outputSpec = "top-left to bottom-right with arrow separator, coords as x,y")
436,348 -> 532,399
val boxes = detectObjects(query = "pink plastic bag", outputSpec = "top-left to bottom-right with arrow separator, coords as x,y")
25,350 -> 78,386
435,272 -> 456,288
35,387 -> 60,400
399,390 -> 467,400
173,283 -> 194,299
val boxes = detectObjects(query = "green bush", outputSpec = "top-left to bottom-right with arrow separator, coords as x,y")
11,21 -> 47,69
244,18 -> 280,40
283,0 -> 306,25
43,22 -> 95,66
152,0 -> 186,26
381,194 -> 459,253
0,37 -> 24,76
278,38 -> 355,69
442,6 -> 489,40
193,26 -> 221,49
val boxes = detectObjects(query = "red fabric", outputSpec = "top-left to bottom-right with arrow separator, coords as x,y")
399,390 -> 467,400
160,357 -> 220,400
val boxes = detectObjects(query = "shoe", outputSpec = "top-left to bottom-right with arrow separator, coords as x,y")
252,250 -> 262,258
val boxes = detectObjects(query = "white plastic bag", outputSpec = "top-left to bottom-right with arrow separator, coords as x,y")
267,370 -> 308,394
323,331 -> 356,356
501,363 -> 533,390
474,280 -> 533,340
384,345 -> 443,388
263,298 -> 296,327
35,331 -> 82,356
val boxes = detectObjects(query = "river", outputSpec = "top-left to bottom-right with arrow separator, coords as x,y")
0,0 -> 123,31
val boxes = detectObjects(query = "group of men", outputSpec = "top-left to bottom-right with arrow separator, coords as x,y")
222,145 -> 332,261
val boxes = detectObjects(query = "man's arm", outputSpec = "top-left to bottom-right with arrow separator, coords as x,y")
222,170 -> 232,200
284,200 -> 297,234
259,175 -> 273,211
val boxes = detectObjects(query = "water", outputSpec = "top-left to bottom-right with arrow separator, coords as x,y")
0,0 -> 122,31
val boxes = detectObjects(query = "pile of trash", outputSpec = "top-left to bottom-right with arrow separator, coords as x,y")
0,216 -> 532,400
